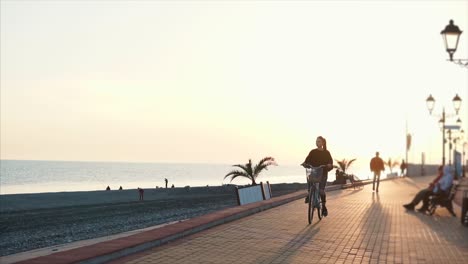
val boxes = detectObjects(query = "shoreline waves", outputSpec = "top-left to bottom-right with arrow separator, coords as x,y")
0,160 -> 309,195
1,159 -> 376,195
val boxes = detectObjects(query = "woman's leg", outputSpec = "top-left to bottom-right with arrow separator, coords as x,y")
319,175 -> 328,215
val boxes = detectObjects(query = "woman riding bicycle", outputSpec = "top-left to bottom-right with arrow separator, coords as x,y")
301,136 -> 333,217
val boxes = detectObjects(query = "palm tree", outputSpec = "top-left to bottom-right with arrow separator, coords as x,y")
224,157 -> 277,185
384,158 -> 400,174
335,158 -> 356,173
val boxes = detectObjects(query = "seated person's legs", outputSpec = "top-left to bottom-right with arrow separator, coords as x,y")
404,189 -> 431,210
418,190 -> 434,212
428,190 -> 456,216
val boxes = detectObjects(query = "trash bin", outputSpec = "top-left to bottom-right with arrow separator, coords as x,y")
462,190 -> 468,227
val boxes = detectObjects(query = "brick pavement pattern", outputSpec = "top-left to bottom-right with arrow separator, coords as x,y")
113,177 -> 468,264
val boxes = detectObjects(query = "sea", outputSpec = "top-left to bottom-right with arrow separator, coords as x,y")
0,160 -> 375,195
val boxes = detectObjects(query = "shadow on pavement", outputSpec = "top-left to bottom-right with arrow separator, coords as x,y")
257,221 -> 322,263
412,210 -> 468,251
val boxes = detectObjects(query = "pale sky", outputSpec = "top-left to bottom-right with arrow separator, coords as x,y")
1,0 -> 467,169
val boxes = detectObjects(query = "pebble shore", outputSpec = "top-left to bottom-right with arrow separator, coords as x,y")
0,183 -> 307,256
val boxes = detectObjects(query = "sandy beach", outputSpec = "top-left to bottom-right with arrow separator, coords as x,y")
0,183 -> 307,256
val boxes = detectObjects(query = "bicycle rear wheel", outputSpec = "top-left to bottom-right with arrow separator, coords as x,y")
308,186 -> 314,224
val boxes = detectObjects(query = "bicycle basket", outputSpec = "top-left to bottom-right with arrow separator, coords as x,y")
306,167 -> 323,183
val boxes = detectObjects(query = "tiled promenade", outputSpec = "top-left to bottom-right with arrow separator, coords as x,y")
8,176 -> 468,264
111,176 -> 468,264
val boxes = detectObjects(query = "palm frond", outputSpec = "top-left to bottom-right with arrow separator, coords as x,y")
224,169 -> 249,178
225,156 -> 277,185
253,157 -> 277,176
335,160 -> 346,171
232,164 -> 250,172
224,170 -> 251,182
346,158 -> 357,170
384,158 -> 400,173
335,158 -> 356,173
246,159 -> 254,176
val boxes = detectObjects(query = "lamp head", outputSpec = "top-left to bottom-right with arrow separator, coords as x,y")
426,94 -> 435,114
453,94 -> 462,114
441,20 -> 463,61
438,118 -> 444,130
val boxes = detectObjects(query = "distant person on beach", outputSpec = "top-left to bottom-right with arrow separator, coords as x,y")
171,184 -> 175,188
138,188 -> 144,201
370,152 -> 385,192
106,186 -> 111,191
301,136 -> 333,217
400,159 -> 407,176
119,186 -> 123,190
165,178 -> 168,188
403,165 -> 454,213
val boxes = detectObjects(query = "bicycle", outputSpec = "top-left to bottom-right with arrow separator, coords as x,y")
302,164 -> 328,224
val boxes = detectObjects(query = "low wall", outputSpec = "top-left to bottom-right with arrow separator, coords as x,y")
407,163 -> 440,177
407,163 -> 467,178
236,181 -> 272,205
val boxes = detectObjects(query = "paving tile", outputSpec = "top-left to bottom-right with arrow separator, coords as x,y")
111,176 -> 468,264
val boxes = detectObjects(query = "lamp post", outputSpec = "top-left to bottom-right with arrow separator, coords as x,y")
447,128 -> 463,166
426,94 -> 463,165
464,142 -> 468,177
441,20 -> 468,68
453,129 -> 466,177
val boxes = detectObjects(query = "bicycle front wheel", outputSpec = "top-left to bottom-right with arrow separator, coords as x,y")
308,186 -> 314,224
316,190 -> 322,220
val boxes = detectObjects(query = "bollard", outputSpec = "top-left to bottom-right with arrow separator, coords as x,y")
463,190 -> 468,227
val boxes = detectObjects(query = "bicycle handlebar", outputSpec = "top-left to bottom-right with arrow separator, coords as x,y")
301,163 -> 339,169
301,163 -> 326,169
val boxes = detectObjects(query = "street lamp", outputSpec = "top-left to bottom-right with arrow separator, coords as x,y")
452,129 -> 465,178
447,126 -> 464,166
426,94 -> 463,165
464,142 -> 468,177
441,20 -> 468,68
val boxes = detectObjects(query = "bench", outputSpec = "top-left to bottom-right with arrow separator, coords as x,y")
347,174 -> 364,189
334,170 -> 363,190
427,184 -> 458,217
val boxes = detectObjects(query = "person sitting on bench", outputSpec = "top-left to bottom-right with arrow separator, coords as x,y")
428,183 -> 457,216
403,165 -> 454,212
